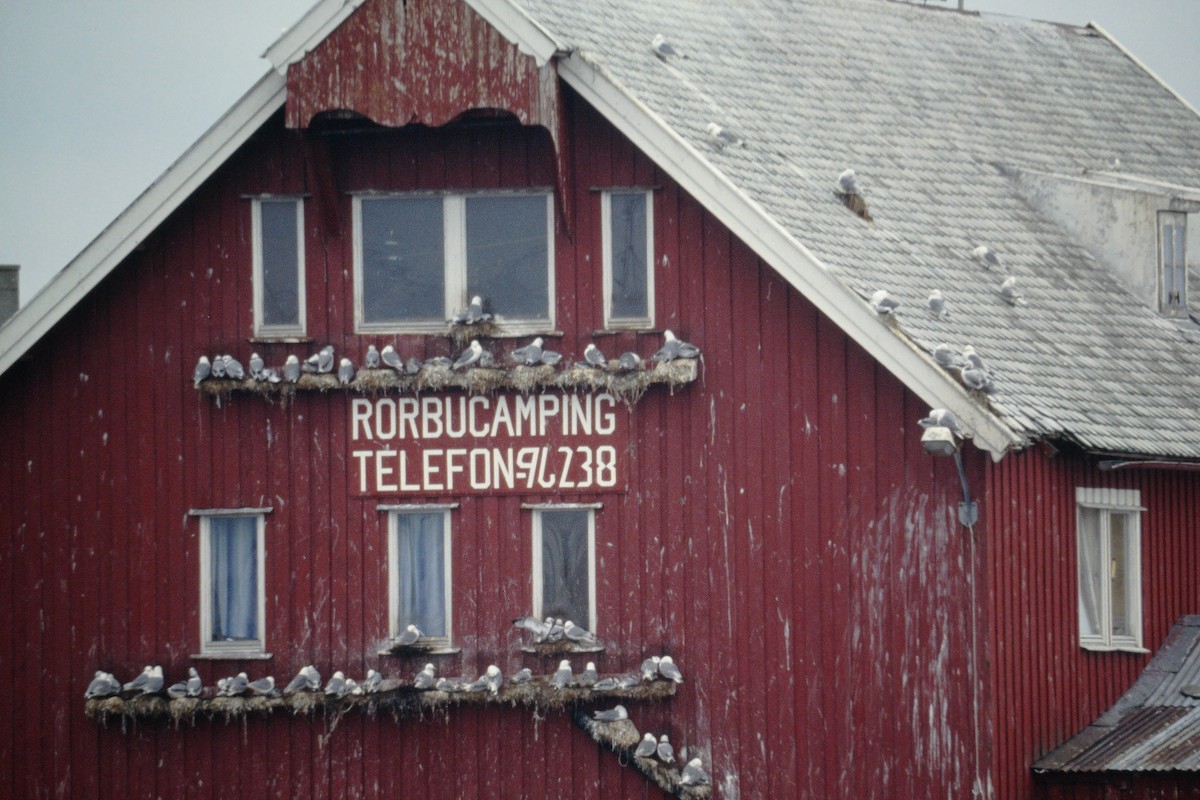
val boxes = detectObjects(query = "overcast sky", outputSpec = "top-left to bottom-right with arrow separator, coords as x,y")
2,0 -> 1198,307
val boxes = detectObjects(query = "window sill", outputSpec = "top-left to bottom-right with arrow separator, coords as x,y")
190,652 -> 274,660
378,645 -> 461,657
520,642 -> 605,655
248,336 -> 311,344
1079,643 -> 1149,654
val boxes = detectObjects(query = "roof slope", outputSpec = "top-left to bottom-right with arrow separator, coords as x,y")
505,0 -> 1200,458
1035,616 -> 1200,773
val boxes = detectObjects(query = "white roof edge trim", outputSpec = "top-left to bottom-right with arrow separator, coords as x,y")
558,52 -> 1024,460
0,71 -> 289,379
464,0 -> 567,67
1090,22 -> 1200,125
263,0 -> 367,73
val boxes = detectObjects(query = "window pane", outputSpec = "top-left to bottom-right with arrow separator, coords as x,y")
466,195 -> 549,320
1109,513 -> 1130,638
1077,508 -> 1102,638
540,509 -> 589,626
210,516 -> 258,642
260,201 -> 301,327
397,513 -> 446,637
362,197 -> 445,323
609,193 -> 649,320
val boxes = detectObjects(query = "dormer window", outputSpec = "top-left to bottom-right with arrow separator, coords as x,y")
1158,211 -> 1187,314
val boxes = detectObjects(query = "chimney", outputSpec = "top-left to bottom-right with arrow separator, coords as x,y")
0,265 -> 18,325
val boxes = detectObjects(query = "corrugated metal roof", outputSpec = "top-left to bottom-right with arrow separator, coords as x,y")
507,0 -> 1200,458
1035,616 -> 1200,773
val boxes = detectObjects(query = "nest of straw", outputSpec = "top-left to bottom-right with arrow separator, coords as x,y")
572,709 -> 712,799
447,320 -> 500,347
196,357 -> 698,405
85,675 -> 676,727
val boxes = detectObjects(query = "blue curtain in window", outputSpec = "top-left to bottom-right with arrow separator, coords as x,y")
211,516 -> 258,641
540,509 -> 589,627
398,513 -> 446,637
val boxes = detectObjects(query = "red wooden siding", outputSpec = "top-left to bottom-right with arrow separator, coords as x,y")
986,450 -> 1200,800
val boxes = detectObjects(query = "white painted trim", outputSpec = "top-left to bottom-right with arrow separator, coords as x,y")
387,507 -> 453,646
1076,487 -> 1143,650
252,197 -> 308,338
188,506 -> 274,516
444,197 -> 468,322
0,71 -> 287,379
602,190 -> 655,329
197,512 -> 268,657
462,0 -> 566,67
556,53 -> 1024,459
262,0 -> 368,73
531,507 -> 597,632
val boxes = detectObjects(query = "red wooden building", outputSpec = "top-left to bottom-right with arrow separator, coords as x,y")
3,0 -> 1200,797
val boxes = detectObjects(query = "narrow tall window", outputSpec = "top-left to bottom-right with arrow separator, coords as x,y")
387,508 -> 452,645
355,192 -> 553,333
1077,488 -> 1143,651
532,507 -> 596,632
252,198 -> 305,337
196,511 -> 267,656
1158,211 -> 1187,314
603,191 -> 654,328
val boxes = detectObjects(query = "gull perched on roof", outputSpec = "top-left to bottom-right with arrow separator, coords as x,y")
927,290 -> 949,318
960,365 -> 995,393
870,289 -> 900,315
706,122 -> 745,149
999,276 -> 1025,305
837,168 -> 860,196
651,33 -> 682,59
972,245 -> 1002,269
931,343 -> 966,371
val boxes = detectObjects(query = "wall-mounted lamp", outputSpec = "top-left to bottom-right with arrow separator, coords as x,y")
921,425 -> 979,527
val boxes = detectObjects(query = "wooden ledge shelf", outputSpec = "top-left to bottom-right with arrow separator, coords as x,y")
573,709 -> 712,799
195,359 -> 698,405
84,675 -> 677,727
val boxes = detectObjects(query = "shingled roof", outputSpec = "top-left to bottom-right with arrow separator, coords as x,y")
493,0 -> 1200,459
1034,616 -> 1200,773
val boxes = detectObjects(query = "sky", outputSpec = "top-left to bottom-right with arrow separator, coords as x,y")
1,0 -> 1198,308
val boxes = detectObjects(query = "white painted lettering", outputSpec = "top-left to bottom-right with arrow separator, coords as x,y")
351,399 -> 374,440
595,394 -> 616,435
352,450 -> 373,492
398,398 -> 420,439
375,450 -> 398,492
445,448 -> 466,491
469,396 -> 490,437
469,449 -> 490,490
421,397 -> 444,438
446,396 -> 467,438
374,398 -> 397,440
423,448 -> 444,490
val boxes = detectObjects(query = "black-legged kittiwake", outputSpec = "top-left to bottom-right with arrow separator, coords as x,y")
680,757 -> 712,786
657,734 -> 675,764
658,656 -> 684,683
453,340 -> 483,370
928,290 -> 949,318
414,663 -> 436,690
551,659 -> 573,689
918,408 -> 964,439
510,338 -> 544,366
635,733 -> 657,758
365,345 -> 380,369
837,168 -> 860,196
870,290 -> 900,315
972,245 -> 1002,269
193,356 -> 211,387
593,704 -> 628,722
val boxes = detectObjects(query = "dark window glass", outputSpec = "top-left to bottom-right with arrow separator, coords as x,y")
540,509 -> 590,627
362,197 -> 445,323
260,200 -> 300,328
609,192 -> 648,320
466,195 -> 549,320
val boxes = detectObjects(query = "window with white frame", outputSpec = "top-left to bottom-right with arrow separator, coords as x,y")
387,506 -> 453,645
195,510 -> 268,656
603,190 -> 654,328
355,192 -> 553,333
252,197 -> 306,337
531,506 -> 597,632
1076,487 -> 1143,651
1158,211 -> 1187,314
